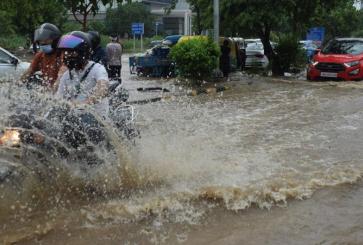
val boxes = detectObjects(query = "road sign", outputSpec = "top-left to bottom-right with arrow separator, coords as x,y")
307,27 -> 325,45
132,23 -> 144,35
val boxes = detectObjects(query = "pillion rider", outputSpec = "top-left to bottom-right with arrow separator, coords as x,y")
20,23 -> 63,90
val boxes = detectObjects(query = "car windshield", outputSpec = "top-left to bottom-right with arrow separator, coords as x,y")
321,40 -> 363,55
246,42 -> 264,51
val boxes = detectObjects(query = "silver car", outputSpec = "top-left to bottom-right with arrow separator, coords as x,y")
245,42 -> 269,68
0,47 -> 30,81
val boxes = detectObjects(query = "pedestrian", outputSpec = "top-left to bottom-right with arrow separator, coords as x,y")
20,23 -> 63,90
106,35 -> 123,82
56,31 -> 109,107
220,39 -> 231,78
88,31 -> 108,66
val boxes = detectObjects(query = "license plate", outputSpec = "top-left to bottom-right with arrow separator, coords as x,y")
320,72 -> 337,78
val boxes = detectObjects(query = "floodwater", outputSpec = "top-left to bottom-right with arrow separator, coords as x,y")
0,56 -> 363,244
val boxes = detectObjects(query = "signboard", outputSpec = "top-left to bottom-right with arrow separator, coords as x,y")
306,27 -> 325,46
132,23 -> 144,35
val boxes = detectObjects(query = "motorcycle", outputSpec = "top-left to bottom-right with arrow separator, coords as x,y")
0,84 -> 139,185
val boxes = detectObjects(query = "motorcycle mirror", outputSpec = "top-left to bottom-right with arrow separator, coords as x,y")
10,58 -> 19,66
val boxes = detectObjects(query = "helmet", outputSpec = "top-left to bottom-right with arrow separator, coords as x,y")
87,31 -> 101,50
58,31 -> 92,70
34,23 -> 61,49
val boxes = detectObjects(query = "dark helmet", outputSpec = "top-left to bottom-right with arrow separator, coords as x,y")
34,23 -> 61,48
88,31 -> 101,50
58,31 -> 92,59
58,31 -> 92,69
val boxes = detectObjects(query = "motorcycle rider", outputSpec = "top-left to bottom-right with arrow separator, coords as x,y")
87,31 -> 108,66
20,23 -> 63,90
56,31 -> 109,107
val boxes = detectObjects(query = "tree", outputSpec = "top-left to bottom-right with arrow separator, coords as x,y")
0,0 -> 67,37
0,2 -> 16,35
180,0 -> 359,75
311,0 -> 359,40
62,0 -> 131,31
105,2 -> 155,37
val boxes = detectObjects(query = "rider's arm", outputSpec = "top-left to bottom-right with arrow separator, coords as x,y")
86,79 -> 108,104
52,65 -> 68,93
86,65 -> 109,104
19,53 -> 42,82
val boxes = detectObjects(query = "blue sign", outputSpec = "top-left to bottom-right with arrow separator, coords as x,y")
132,23 -> 144,35
306,27 -> 325,44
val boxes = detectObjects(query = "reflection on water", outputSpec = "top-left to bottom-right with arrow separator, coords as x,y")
0,74 -> 363,244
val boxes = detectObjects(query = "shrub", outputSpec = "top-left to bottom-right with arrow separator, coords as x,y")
274,34 -> 306,73
62,21 -> 83,33
0,35 -> 27,50
89,21 -> 106,34
170,37 -> 220,83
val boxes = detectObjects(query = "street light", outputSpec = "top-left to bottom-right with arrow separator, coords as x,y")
213,0 -> 219,43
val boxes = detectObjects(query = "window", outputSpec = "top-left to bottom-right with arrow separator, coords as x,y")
0,50 -> 11,64
322,40 -> 363,55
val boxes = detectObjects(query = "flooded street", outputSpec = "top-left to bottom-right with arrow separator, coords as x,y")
0,56 -> 363,244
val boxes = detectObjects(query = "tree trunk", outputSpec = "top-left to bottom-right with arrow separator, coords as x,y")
258,26 -> 284,76
195,6 -> 202,35
82,14 -> 87,31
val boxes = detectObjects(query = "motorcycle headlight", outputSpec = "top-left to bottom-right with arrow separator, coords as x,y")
344,61 -> 360,67
0,129 -> 21,147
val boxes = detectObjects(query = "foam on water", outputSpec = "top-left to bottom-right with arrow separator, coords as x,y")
1,80 -> 363,243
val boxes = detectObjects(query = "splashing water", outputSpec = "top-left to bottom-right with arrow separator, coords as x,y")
1,75 -> 363,244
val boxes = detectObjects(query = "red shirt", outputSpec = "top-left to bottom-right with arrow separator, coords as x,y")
29,51 -> 62,87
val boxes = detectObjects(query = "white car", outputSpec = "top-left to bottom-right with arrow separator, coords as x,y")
0,47 -> 30,81
245,42 -> 269,68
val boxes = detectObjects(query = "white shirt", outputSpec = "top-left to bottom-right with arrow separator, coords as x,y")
57,61 -> 109,103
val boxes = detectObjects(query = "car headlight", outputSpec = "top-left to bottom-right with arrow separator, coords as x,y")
0,129 -> 21,147
310,60 -> 318,66
344,61 -> 360,67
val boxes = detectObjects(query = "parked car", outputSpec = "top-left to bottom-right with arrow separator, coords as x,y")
299,40 -> 319,62
162,35 -> 183,46
307,38 -> 363,81
0,47 -> 30,81
129,45 -> 174,77
245,42 -> 269,68
148,40 -> 163,48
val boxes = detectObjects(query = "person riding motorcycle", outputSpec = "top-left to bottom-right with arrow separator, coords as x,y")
87,31 -> 108,66
20,23 -> 63,90
56,31 -> 109,107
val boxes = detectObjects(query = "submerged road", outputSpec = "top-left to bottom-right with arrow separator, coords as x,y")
0,54 -> 362,244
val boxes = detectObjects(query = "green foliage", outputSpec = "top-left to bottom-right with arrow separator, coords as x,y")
61,20 -> 106,35
105,3 -> 155,37
274,35 -> 306,72
98,35 -> 163,52
169,0 -> 360,76
120,36 -> 164,52
62,21 -> 83,33
311,0 -> 359,39
61,0 -> 129,31
170,38 -> 220,82
0,35 -> 27,50
89,21 -> 106,34
0,0 -> 67,37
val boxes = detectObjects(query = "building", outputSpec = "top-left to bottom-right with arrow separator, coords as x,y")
68,0 -> 192,36
147,0 -> 192,35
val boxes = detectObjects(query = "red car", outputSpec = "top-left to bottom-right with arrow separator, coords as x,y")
307,38 -> 363,81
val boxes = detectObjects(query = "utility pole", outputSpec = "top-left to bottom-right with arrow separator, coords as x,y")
213,0 -> 219,43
